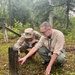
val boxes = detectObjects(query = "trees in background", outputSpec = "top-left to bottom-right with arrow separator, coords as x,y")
0,0 -> 75,29
0,0 -> 75,43
0,0 -> 8,19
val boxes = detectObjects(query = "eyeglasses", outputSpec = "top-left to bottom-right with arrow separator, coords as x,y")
41,29 -> 49,34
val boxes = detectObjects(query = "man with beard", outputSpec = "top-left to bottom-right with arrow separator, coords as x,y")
19,22 -> 66,75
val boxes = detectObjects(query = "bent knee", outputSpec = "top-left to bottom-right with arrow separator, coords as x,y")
38,49 -> 46,54
38,46 -> 48,54
57,53 -> 66,63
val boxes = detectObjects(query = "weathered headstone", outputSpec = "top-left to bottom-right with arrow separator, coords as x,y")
8,47 -> 19,75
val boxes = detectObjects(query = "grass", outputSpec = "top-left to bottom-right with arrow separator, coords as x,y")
0,39 -> 75,75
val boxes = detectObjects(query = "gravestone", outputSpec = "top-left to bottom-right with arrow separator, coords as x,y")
8,47 -> 19,75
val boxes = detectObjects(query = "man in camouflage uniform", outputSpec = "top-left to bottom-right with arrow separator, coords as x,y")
13,28 -> 41,57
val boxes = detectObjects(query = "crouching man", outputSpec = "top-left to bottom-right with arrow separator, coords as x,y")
13,28 -> 41,58
19,22 -> 66,75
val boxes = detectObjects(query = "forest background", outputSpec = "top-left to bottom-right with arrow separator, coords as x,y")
0,0 -> 75,75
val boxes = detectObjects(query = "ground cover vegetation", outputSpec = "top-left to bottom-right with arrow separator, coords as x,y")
0,0 -> 75,75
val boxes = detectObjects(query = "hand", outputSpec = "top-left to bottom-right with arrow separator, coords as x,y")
18,56 -> 20,60
45,66 -> 52,75
18,57 -> 26,65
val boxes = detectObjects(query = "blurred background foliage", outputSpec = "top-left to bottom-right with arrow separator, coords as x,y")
0,0 -> 75,43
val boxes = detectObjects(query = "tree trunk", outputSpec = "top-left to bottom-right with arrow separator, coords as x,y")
49,11 -> 53,28
8,0 -> 14,26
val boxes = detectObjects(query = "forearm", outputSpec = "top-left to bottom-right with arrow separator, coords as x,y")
48,53 -> 58,67
45,53 -> 58,74
24,47 -> 38,59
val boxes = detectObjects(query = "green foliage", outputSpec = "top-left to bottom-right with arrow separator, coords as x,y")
11,0 -> 31,24
70,17 -> 75,26
0,0 -> 75,43
65,17 -> 75,43
0,0 -> 75,27
0,0 -> 8,19
33,0 -> 50,24
53,6 -> 67,26
53,20 -> 69,35
65,33 -> 75,43
65,26 -> 75,43
7,20 -> 31,39
0,30 -> 4,39
13,20 -> 31,33
0,20 -> 32,39
53,18 -> 75,43
8,31 -> 18,39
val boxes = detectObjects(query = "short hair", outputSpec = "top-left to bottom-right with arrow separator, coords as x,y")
39,21 -> 52,29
